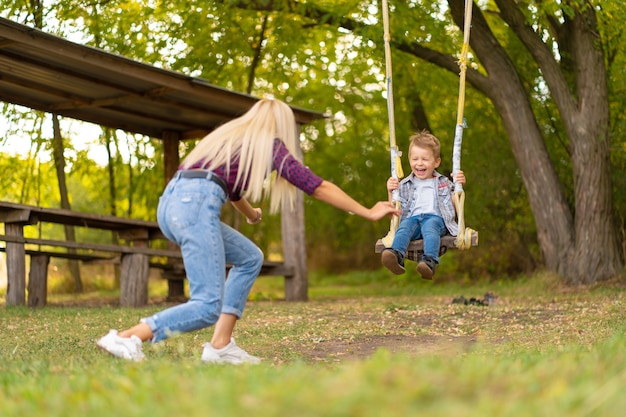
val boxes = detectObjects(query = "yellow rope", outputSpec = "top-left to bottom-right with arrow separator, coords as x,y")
453,191 -> 476,250
456,44 -> 469,125
381,200 -> 401,248
381,0 -> 403,248
453,0 -> 474,251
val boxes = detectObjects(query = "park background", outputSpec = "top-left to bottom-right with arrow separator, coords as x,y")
1,0 -> 624,295
1,2 -> 626,417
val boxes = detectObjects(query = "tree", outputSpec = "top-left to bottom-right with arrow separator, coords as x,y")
224,0 -> 623,284
52,114 -> 83,292
450,0 -> 621,284
2,0 -> 622,282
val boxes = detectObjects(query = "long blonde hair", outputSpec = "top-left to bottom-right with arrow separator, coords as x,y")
181,98 -> 300,213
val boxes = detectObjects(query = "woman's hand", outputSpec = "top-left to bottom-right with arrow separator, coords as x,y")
231,199 -> 262,224
247,208 -> 263,225
366,201 -> 402,221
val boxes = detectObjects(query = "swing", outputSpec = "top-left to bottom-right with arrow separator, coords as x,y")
375,0 -> 478,262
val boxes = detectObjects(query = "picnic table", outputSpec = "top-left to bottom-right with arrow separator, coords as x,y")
0,201 -> 293,307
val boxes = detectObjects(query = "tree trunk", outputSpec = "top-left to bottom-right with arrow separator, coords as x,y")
567,10 -> 621,284
104,127 -> 121,287
443,0 -> 623,285
52,114 -> 83,292
445,0 -> 574,267
492,0 -> 623,283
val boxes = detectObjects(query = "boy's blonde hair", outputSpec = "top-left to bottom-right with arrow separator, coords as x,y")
181,98 -> 300,213
408,130 -> 441,159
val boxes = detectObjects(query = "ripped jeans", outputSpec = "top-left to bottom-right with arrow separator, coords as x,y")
142,172 -> 263,343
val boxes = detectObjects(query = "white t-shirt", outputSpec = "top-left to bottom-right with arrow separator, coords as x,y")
408,178 -> 438,217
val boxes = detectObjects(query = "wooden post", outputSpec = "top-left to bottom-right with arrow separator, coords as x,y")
118,227 -> 152,307
5,223 -> 26,306
162,131 -> 186,301
282,191 -> 308,301
162,131 -> 180,183
27,254 -> 50,307
281,123 -> 308,301
120,251 -> 150,307
162,265 -> 188,303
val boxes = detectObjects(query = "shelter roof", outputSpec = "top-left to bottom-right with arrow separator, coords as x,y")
0,18 -> 325,140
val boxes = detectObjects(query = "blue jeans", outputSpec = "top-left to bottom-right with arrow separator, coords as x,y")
391,213 -> 447,264
142,173 -> 264,343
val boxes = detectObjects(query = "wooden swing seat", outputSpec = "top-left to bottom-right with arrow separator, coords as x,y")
375,230 -> 478,262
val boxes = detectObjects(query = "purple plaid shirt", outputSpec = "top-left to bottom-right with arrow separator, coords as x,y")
184,139 -> 323,201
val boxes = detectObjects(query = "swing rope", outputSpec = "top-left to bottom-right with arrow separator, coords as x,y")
380,0 -> 476,251
452,0 -> 476,250
380,0 -> 404,248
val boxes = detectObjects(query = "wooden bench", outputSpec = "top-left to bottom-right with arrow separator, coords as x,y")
0,201 -> 294,307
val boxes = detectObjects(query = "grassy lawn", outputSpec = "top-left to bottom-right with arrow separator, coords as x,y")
1,270 -> 625,416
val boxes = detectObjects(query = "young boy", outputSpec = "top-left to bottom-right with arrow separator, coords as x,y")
381,130 -> 466,279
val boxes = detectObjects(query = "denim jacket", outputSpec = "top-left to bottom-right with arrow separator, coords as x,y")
397,171 -> 459,236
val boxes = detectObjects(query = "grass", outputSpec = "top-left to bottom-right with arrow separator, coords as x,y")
1,269 -> 626,416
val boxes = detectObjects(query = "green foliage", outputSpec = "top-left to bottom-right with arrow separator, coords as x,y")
1,0 -> 625,279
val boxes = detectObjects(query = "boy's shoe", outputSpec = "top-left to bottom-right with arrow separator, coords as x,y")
381,249 -> 406,275
96,329 -> 145,362
417,256 -> 437,280
201,338 -> 261,365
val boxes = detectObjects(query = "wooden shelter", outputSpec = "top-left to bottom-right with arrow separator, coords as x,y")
0,17 -> 325,301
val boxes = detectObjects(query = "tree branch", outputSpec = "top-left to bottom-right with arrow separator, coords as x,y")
221,0 -> 489,96
494,0 -> 577,114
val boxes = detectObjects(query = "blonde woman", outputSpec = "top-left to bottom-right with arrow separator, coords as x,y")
97,98 -> 400,364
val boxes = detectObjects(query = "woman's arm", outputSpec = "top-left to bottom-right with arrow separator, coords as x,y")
230,198 -> 262,224
311,180 -> 400,221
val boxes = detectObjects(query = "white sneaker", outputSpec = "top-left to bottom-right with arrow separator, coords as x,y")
201,338 -> 261,365
96,329 -> 145,362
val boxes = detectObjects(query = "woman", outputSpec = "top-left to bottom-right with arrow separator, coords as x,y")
97,98 -> 400,364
